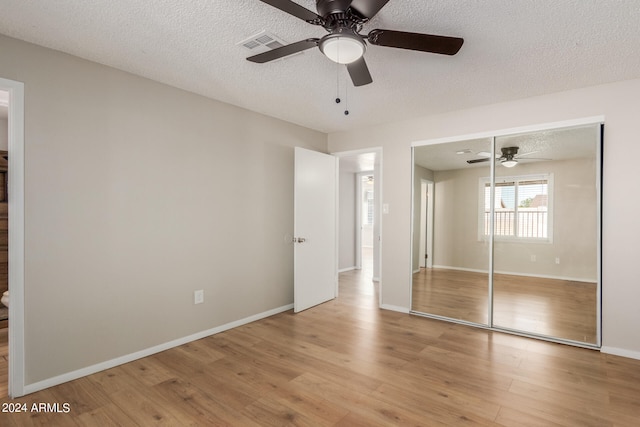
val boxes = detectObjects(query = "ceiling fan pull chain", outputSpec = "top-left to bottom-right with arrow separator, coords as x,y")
335,60 -> 341,104
344,77 -> 349,116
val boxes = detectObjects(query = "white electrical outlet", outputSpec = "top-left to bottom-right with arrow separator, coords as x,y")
194,290 -> 204,304
530,254 -> 536,262
555,257 -> 560,264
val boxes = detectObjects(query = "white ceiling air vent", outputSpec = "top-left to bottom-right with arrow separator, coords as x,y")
237,30 -> 302,60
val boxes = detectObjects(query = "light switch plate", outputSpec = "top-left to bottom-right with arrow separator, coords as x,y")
194,290 -> 204,304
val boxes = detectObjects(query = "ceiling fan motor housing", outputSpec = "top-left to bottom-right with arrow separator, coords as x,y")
317,0 -> 353,18
316,0 -> 365,32
501,146 -> 519,160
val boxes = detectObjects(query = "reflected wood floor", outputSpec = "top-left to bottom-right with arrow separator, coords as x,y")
1,269 -> 639,425
412,268 -> 597,344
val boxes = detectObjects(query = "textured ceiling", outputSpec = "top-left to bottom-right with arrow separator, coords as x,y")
1,1 -> 639,133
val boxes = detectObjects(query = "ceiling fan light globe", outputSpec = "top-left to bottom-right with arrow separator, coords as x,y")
502,159 -> 518,168
320,34 -> 365,64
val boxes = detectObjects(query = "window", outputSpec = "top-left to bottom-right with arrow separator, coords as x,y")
365,189 -> 374,225
479,174 -> 553,241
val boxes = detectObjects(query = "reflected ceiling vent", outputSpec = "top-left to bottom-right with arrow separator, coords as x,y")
238,31 -> 300,59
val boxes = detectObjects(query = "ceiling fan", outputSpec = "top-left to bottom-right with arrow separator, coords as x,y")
247,0 -> 464,86
467,147 -> 548,168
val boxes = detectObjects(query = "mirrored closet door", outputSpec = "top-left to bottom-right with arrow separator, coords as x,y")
412,137 -> 492,326
411,122 -> 601,347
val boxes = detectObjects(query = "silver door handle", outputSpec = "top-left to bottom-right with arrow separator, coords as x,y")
294,237 -> 306,243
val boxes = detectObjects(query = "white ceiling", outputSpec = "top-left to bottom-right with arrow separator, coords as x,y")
1,1 -> 639,133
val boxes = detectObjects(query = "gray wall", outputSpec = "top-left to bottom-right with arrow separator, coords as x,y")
329,77 -> 640,357
338,169 -> 356,270
0,35 -> 326,385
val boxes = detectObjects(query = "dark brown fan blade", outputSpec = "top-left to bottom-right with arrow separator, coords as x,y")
368,29 -> 463,55
346,57 -> 373,86
467,158 -> 491,164
247,39 -> 319,63
258,0 -> 323,24
349,0 -> 390,19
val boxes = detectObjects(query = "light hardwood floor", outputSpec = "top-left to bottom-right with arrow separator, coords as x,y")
1,266 -> 639,425
412,268 -> 597,344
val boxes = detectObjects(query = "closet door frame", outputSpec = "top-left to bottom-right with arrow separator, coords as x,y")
410,116 -> 603,349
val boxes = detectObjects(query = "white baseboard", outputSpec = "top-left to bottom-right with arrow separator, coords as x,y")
412,269 -> 420,274
380,304 -> 410,314
23,303 -> 294,396
338,266 -> 356,273
432,265 -> 486,274
431,265 -> 596,283
600,346 -> 640,361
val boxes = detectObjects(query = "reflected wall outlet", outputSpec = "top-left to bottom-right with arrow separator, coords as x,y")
194,290 -> 204,304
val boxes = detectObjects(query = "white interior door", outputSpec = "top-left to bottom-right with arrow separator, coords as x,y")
294,147 -> 337,313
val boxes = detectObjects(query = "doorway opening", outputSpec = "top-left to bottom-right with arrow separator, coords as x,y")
416,179 -> 434,271
334,148 -> 382,306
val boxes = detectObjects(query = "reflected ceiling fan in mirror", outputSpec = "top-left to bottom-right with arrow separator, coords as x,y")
467,147 -> 550,168
247,0 -> 464,86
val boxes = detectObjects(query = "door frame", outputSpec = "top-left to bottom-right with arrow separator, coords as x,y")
418,179 -> 434,269
410,116 -> 605,349
1,77 -> 26,397
355,172 -> 362,270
